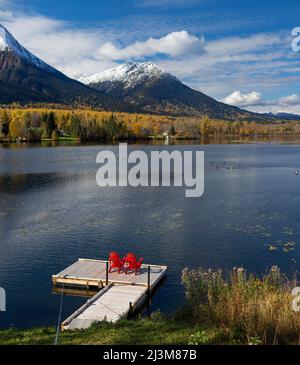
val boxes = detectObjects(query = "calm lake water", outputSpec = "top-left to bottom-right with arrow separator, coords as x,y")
1,141 -> 300,329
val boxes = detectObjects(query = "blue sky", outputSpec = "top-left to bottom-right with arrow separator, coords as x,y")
1,0 -> 300,113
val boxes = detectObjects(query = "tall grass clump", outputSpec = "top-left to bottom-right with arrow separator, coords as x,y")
182,266 -> 300,344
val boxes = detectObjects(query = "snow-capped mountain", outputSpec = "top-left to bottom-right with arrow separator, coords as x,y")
79,62 -> 265,120
78,62 -> 173,88
0,24 -> 58,75
0,24 -> 127,109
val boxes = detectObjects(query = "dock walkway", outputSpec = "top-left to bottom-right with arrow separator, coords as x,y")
52,258 -> 167,330
61,284 -> 147,330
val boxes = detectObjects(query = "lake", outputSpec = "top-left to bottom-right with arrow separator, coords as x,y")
1,141 -> 300,329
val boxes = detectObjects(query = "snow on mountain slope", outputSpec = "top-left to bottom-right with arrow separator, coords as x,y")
0,24 -> 58,74
78,62 -> 173,88
0,24 -> 130,109
77,61 -> 275,120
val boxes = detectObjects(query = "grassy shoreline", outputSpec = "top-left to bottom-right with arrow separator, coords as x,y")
0,316 -> 206,345
1,266 -> 300,345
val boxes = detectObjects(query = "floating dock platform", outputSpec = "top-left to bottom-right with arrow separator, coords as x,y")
52,258 -> 167,330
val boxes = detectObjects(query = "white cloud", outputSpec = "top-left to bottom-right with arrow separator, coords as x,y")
0,7 -> 204,76
221,91 -> 300,114
156,32 -> 289,84
96,31 -> 205,60
206,33 -> 283,55
222,91 -> 263,107
0,10 -> 119,76
278,94 -> 300,106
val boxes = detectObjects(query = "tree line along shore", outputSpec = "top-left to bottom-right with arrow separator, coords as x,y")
1,107 -> 300,143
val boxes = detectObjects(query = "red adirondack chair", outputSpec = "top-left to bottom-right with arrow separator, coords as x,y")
124,253 -> 144,275
108,251 -> 125,273
125,252 -> 136,260
109,251 -> 119,260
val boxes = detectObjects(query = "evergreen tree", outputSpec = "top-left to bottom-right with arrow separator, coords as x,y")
1,110 -> 9,138
47,112 -> 57,133
41,112 -> 57,138
169,125 -> 176,136
104,113 -> 117,140
69,114 -> 81,138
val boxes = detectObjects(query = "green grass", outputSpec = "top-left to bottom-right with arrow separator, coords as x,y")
41,136 -> 79,142
0,316 -> 207,345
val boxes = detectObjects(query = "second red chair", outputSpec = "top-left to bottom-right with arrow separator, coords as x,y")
124,253 -> 144,275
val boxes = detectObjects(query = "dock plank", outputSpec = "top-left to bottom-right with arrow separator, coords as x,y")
62,284 -> 147,330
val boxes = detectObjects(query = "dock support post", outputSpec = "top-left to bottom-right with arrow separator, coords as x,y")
129,302 -> 133,319
146,266 -> 151,317
147,265 -> 151,296
106,261 -> 109,286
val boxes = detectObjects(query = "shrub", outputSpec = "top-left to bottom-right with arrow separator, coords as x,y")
182,266 -> 300,344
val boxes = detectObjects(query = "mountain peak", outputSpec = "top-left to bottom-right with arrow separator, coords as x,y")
0,24 -> 17,52
0,24 -> 58,74
77,61 -> 173,88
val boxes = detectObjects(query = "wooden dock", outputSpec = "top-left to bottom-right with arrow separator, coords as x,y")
52,258 -> 167,330
52,258 -> 167,289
